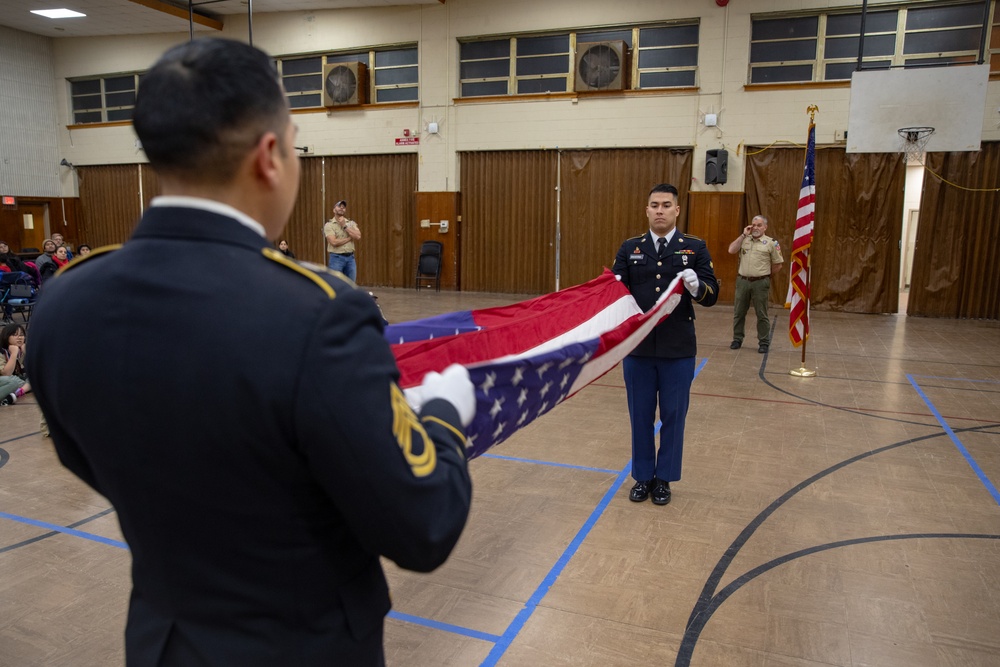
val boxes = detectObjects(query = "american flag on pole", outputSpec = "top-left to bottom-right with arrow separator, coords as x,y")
787,120 -> 816,347
388,270 -> 684,459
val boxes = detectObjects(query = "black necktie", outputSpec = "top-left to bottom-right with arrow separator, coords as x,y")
657,237 -> 667,258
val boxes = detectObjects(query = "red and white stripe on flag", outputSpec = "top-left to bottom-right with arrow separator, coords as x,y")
788,122 -> 816,347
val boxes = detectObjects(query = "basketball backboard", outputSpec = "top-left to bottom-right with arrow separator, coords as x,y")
846,64 -> 989,153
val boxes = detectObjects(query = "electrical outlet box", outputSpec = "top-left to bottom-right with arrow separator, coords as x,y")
420,219 -> 431,228
439,220 -> 449,233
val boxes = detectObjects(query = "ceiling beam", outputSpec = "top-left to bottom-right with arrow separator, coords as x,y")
127,0 -> 224,31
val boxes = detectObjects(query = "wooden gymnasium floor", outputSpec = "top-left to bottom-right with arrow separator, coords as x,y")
2,288 -> 999,667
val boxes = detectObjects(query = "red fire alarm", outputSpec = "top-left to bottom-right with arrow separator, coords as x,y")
716,0 -> 729,5
1,195 -> 16,206
403,128 -> 411,137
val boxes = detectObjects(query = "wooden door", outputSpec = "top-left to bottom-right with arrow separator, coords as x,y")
686,192 -> 744,303
18,202 -> 48,252
414,192 -> 461,290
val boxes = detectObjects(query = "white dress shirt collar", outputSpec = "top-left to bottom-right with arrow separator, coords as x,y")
150,196 -> 267,238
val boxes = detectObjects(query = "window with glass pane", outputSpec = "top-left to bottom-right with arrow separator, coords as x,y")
751,3 -> 989,85
821,10 -> 898,80
281,57 -> 323,107
459,39 -> 512,98
70,75 -> 139,124
373,47 -> 418,103
514,35 -> 569,92
749,16 -> 819,83
636,23 -> 699,89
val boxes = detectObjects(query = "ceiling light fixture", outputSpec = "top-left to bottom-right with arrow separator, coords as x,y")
31,9 -> 87,19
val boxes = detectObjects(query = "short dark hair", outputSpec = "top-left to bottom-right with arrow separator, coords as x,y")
648,183 -> 679,199
77,244 -> 92,252
133,38 -> 289,184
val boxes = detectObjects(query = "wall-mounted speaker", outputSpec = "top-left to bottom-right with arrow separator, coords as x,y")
705,149 -> 728,185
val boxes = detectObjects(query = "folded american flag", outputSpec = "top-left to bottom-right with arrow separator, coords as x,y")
389,269 -> 685,459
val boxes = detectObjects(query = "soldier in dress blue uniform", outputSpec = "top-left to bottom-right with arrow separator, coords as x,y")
26,38 -> 475,667
612,183 -> 718,506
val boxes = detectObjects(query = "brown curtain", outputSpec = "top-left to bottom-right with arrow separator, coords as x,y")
559,148 -> 693,289
745,146 -> 904,313
459,148 -> 692,294
283,156 -> 325,265
323,154 -> 418,287
77,165 -> 144,247
460,151 -> 558,294
140,164 -> 160,212
908,142 -> 1000,319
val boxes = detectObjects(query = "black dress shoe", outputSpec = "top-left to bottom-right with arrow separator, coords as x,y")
730,340 -> 742,350
629,479 -> 653,502
651,479 -> 671,505
758,344 -> 769,354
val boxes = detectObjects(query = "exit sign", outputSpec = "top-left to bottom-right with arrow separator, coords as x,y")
1,195 -> 15,206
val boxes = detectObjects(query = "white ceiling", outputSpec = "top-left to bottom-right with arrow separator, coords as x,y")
0,0 -> 441,38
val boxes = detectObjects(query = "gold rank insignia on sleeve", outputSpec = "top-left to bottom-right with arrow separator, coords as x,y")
262,247 -> 340,298
390,383 -> 437,477
57,243 -> 122,276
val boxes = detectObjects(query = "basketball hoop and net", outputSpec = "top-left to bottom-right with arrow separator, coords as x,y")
897,126 -> 935,165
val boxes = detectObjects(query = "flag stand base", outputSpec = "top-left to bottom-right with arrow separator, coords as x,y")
789,366 -> 816,377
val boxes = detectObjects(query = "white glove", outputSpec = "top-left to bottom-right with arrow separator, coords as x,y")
680,268 -> 700,297
419,364 -> 476,427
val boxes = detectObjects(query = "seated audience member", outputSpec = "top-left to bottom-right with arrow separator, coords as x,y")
53,246 -> 70,270
0,242 -> 28,273
1,322 -> 29,405
277,240 -> 295,258
35,240 -> 58,282
77,244 -> 92,257
51,233 -> 73,260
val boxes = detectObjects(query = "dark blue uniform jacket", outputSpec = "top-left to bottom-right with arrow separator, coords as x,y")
612,230 -> 719,358
26,206 -> 471,667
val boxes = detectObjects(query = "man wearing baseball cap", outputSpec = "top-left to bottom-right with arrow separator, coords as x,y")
324,198 -> 361,281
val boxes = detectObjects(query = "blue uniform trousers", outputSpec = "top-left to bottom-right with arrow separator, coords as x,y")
623,355 -> 695,483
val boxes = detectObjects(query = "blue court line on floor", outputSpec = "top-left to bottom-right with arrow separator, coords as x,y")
908,374 -> 1000,385
0,511 -> 128,549
388,610 -> 502,643
907,374 -> 1000,506
480,460 -> 633,666
479,453 -> 619,475
478,358 -> 706,664
1,358 -> 710,655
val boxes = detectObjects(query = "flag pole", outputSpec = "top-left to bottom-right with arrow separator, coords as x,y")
790,105 -> 817,378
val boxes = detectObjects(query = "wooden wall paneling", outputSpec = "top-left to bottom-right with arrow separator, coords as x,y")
284,156 -> 325,265
77,165 -> 143,248
59,198 -> 83,250
459,151 -> 558,294
415,192 -> 460,290
324,154 -> 418,287
0,207 -> 21,249
559,148 -> 694,290
139,164 -> 160,213
0,197 -> 80,252
687,191 -> 745,303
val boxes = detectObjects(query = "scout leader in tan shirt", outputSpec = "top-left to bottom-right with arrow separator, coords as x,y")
323,199 -> 361,282
727,214 -> 783,353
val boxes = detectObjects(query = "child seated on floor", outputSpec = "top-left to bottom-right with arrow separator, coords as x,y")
1,322 -> 30,405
